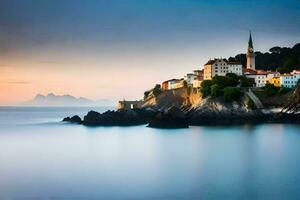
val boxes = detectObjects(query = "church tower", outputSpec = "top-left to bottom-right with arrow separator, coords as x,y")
246,31 -> 255,70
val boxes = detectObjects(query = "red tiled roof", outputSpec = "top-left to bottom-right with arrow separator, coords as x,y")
256,70 -> 268,75
204,58 -> 227,65
243,68 -> 257,74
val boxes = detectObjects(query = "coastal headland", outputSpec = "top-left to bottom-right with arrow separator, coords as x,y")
63,83 -> 300,128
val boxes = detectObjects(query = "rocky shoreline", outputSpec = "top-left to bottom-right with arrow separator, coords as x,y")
63,106 -> 300,128
63,85 -> 300,128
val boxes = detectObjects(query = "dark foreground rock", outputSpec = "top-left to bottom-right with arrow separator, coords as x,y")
82,108 -> 157,126
62,115 -> 82,124
187,108 -> 268,125
148,106 -> 189,128
271,113 -> 300,123
62,107 -> 300,128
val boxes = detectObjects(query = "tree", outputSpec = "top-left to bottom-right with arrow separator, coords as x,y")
226,73 -> 239,87
211,76 -> 228,89
278,87 -> 292,95
144,90 -> 150,99
153,84 -> 162,97
283,56 -> 298,69
210,84 -> 221,97
269,46 -> 281,54
264,83 -> 279,96
240,77 -> 255,87
200,80 -> 213,98
223,87 -> 243,102
229,43 -> 300,72
183,80 -> 188,88
200,87 -> 211,98
201,80 -> 213,88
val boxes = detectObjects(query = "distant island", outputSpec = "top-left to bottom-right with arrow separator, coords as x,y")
21,93 -> 114,107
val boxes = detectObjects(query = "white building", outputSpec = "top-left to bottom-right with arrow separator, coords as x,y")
246,74 -> 267,87
280,70 -> 300,88
266,71 -> 280,80
203,58 -> 243,80
244,69 -> 268,87
228,62 -> 243,76
184,73 -> 196,85
203,58 -> 228,80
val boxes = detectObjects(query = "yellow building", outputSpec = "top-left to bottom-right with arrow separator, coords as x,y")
267,77 -> 281,87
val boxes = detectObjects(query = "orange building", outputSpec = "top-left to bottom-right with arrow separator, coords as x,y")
268,77 -> 281,87
161,81 -> 169,90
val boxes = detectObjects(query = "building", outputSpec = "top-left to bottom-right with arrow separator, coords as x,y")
244,69 -> 268,87
228,61 -> 243,76
184,73 -> 196,85
193,69 -> 204,80
117,100 -> 144,110
246,31 -> 255,70
168,79 -> 185,90
161,80 -> 169,90
268,77 -> 281,87
193,79 -> 202,88
203,58 -> 228,80
203,58 -> 243,80
266,71 -> 280,80
280,70 -> 300,88
191,70 -> 204,88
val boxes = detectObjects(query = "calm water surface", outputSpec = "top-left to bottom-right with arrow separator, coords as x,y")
0,107 -> 300,199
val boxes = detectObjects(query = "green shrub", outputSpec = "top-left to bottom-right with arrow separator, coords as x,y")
212,76 -> 228,89
240,76 -> 255,87
223,87 -> 243,102
264,83 -> 279,96
247,98 -> 255,110
210,84 -> 222,97
226,73 -> 239,87
278,87 -> 292,95
201,80 -> 213,88
200,87 -> 211,98
200,80 -> 213,98
183,80 -> 188,88
153,84 -> 162,97
144,90 -> 150,99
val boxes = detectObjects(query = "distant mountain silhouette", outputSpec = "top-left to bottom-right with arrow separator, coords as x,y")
20,93 -> 114,107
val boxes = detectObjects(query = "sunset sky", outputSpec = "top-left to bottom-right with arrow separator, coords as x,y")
0,0 -> 299,105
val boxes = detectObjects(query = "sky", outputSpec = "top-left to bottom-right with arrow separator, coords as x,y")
0,0 -> 299,105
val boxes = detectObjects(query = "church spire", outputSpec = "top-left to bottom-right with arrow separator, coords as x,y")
246,30 -> 255,70
248,30 -> 253,49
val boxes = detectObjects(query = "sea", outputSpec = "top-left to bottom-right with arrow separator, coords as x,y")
0,106 -> 300,200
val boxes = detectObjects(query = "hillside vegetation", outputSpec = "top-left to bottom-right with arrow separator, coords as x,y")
229,43 -> 300,73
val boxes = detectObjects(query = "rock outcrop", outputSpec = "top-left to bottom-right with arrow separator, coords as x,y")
82,108 -> 156,126
62,115 -> 82,124
148,106 -> 189,128
187,97 -> 267,125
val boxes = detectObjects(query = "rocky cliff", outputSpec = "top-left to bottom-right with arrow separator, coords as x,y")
63,86 -> 299,128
